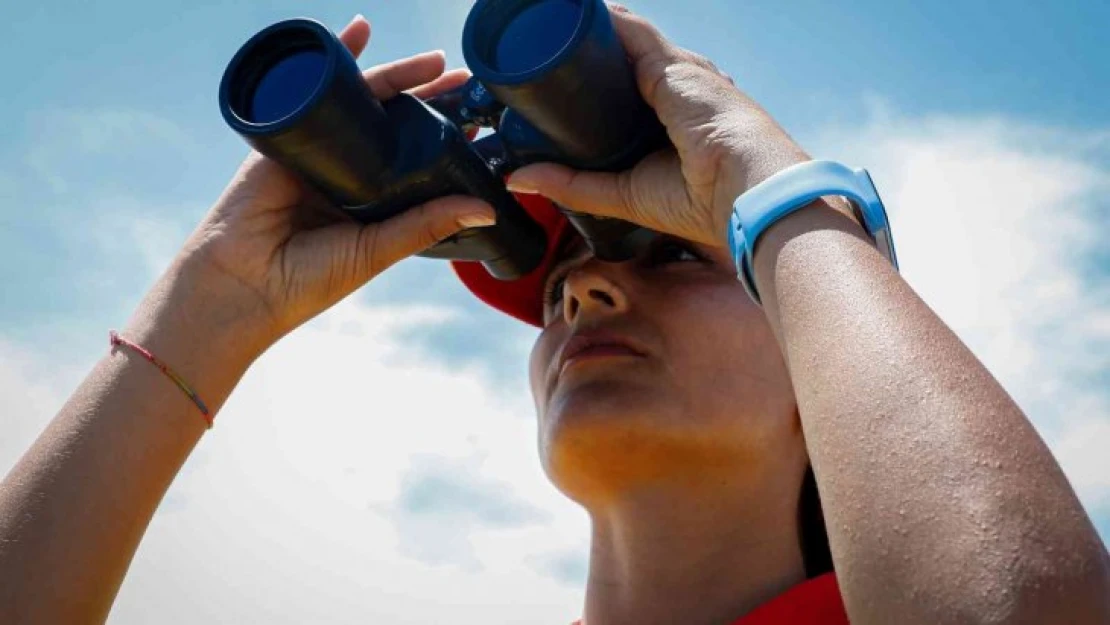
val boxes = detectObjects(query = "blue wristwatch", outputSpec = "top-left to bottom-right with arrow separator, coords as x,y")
727,160 -> 899,304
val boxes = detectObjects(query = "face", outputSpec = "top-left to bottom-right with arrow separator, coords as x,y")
528,232 -> 804,506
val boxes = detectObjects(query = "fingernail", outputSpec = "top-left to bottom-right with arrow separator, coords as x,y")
352,13 -> 365,24
458,212 -> 496,228
505,176 -> 537,194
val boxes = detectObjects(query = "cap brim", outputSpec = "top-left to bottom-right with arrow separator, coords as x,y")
451,193 -> 571,327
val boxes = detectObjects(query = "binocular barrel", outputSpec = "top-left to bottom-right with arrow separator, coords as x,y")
220,19 -> 400,209
463,0 -> 665,171
219,0 -> 666,280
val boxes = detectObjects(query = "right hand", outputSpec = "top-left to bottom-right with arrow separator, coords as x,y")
506,3 -> 817,250
174,15 -> 496,353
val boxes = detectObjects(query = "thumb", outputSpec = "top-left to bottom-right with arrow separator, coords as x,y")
606,3 -> 674,64
507,163 -> 636,221
358,195 -> 497,279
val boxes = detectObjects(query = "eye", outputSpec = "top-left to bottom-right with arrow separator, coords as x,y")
645,237 -> 704,266
542,269 -> 569,308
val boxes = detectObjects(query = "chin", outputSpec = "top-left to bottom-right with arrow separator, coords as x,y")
539,382 -> 693,503
544,374 -> 660,429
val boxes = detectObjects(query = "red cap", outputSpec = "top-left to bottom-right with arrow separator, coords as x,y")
451,193 -> 571,327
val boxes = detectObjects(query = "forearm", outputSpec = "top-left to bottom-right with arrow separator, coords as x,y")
0,260 -> 262,623
753,201 -> 1110,624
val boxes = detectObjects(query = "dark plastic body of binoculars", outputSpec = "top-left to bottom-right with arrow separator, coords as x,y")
219,0 -> 667,280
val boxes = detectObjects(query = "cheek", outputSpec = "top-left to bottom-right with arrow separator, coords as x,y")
658,281 -> 796,428
528,328 -> 559,413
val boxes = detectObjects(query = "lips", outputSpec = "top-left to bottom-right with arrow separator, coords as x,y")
557,330 -> 647,373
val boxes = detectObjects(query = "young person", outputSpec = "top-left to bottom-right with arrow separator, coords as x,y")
1,6 -> 1107,624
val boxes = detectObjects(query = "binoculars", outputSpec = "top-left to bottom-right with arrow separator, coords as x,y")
219,0 -> 667,280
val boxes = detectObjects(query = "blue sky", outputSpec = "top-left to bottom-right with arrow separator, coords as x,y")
1,0 -> 1107,338
1,1 -> 1108,623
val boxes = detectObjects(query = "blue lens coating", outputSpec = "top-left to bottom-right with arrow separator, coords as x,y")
495,0 -> 581,74
250,49 -> 326,123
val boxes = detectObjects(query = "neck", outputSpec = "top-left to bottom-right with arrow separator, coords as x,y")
581,470 -> 806,625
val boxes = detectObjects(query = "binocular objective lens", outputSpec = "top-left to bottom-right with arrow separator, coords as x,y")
494,0 -> 582,74
249,49 -> 328,123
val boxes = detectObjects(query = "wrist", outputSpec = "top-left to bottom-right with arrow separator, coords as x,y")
726,158 -> 896,314
749,199 -> 870,307
713,138 -> 811,247
716,149 -> 864,249
120,258 -> 272,409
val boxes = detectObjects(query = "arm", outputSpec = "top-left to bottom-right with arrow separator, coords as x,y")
753,199 -> 1110,624
0,263 -> 258,623
0,16 -> 494,623
505,5 -> 1110,623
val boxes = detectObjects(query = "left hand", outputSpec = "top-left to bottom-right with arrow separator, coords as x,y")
505,4 -> 813,249
170,16 -> 494,353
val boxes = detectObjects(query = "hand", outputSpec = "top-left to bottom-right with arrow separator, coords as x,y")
174,16 -> 496,351
505,4 -> 812,249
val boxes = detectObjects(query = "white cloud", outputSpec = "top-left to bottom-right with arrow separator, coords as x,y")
0,303 -> 589,625
1055,419 -> 1110,509
1,108 -> 1108,624
102,300 -> 589,624
0,339 -> 82,472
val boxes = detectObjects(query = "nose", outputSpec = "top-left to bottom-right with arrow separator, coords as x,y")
562,262 -> 630,324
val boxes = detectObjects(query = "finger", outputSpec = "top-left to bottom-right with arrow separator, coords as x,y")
362,50 -> 447,99
409,67 -> 472,99
338,15 -> 371,58
606,3 -> 675,61
358,196 -> 497,279
507,163 -> 634,221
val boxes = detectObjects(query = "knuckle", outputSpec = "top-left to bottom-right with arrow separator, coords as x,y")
360,225 -> 381,278
563,167 -> 584,193
416,206 -> 445,247
558,168 -> 589,206
638,52 -> 674,100
616,171 -> 638,213
685,50 -> 719,74
674,48 -> 734,85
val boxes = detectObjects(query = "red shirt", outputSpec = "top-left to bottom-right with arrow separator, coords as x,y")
572,573 -> 848,625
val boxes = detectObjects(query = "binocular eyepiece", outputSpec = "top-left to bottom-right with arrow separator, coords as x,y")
219,0 -> 666,280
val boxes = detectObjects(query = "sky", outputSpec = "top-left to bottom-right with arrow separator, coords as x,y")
0,0 -> 1108,623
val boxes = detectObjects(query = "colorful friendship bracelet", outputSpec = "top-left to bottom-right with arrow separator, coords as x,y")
109,330 -> 213,429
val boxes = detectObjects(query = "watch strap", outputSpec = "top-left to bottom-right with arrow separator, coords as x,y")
727,160 -> 898,304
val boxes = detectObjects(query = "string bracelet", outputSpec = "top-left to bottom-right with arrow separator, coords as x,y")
109,330 -> 213,429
